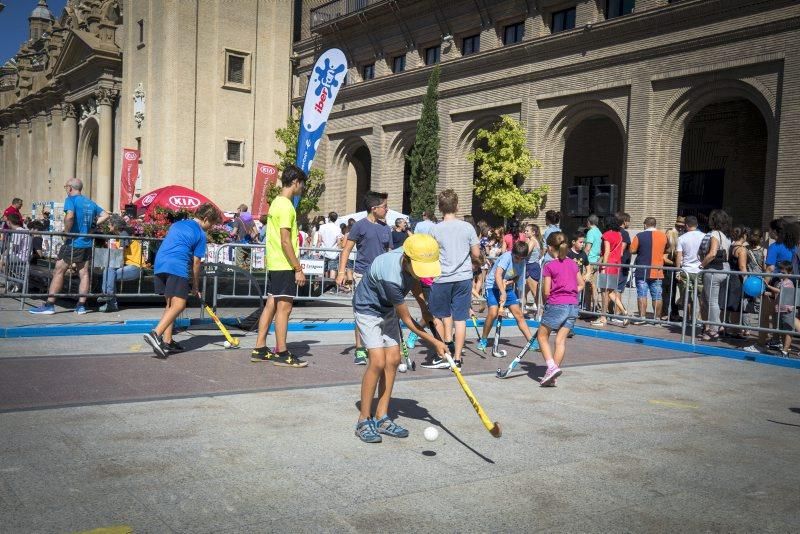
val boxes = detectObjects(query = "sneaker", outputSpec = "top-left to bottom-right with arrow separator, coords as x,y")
374,415 -> 409,438
74,305 -> 89,315
143,330 -> 168,359
542,377 -> 558,387
272,350 -> 308,368
353,348 -> 368,365
742,345 -> 761,354
530,338 -> 540,351
99,301 -> 119,313
779,349 -> 789,358
766,340 -> 783,351
421,357 -> 450,369
354,418 -> 382,443
250,346 -> 276,362
166,339 -> 186,353
630,318 -> 646,325
406,331 -> 419,349
28,303 -> 55,315
610,318 -> 626,326
540,365 -> 562,386
477,338 -> 488,352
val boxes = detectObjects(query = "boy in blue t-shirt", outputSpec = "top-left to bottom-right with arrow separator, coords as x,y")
143,203 -> 221,359
478,241 -> 535,352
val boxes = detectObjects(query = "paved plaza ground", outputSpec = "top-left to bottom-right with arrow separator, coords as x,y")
0,314 -> 798,533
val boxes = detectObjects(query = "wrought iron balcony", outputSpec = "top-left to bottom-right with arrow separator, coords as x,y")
310,0 -> 388,30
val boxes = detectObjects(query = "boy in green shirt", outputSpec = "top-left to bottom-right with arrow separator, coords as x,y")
251,165 -> 308,368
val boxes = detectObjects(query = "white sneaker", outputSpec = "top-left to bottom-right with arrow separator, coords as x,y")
742,345 -> 761,354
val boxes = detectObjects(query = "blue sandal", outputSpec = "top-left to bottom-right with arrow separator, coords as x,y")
355,418 -> 382,443
374,415 -> 409,438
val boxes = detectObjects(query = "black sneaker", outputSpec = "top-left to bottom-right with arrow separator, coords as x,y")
250,346 -> 276,362
766,340 -> 783,351
166,339 -> 186,353
453,359 -> 463,369
272,350 -> 308,368
143,330 -> 168,359
421,357 -> 450,369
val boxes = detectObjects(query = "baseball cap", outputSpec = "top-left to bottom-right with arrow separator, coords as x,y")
403,233 -> 441,279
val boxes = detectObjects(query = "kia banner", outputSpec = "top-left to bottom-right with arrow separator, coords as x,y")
295,48 -> 348,207
119,148 -> 139,211
252,162 -> 278,219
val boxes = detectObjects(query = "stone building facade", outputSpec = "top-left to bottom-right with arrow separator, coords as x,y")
0,0 -> 293,214
293,0 -> 800,232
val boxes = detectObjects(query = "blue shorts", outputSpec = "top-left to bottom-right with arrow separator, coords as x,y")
429,279 -> 473,321
526,262 -> 541,281
485,285 -> 520,308
636,278 -> 663,300
540,303 -> 579,331
617,268 -> 629,292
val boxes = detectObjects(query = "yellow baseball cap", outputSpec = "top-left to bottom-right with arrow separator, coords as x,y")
403,233 -> 441,279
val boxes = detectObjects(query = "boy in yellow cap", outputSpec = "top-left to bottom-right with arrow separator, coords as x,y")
353,233 -> 448,443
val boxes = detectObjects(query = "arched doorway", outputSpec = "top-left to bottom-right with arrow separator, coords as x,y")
678,99 -> 767,229
560,116 -> 625,235
77,117 -> 99,198
402,146 -> 414,216
350,145 -> 371,210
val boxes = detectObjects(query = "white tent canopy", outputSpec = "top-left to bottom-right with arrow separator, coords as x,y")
338,209 -> 410,225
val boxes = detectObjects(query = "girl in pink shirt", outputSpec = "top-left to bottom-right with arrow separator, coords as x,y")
536,232 -> 585,386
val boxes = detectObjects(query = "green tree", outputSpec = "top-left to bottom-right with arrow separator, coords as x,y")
407,66 -> 441,218
467,116 -> 546,220
266,112 -> 326,219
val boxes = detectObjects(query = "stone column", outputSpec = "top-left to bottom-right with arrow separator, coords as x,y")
62,103 -> 77,181
96,88 -> 117,210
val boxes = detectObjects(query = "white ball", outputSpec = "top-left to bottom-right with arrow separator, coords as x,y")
223,341 -> 231,348
423,426 -> 439,442
398,363 -> 408,373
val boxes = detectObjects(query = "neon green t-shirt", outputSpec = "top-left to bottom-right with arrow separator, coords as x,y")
266,195 -> 298,271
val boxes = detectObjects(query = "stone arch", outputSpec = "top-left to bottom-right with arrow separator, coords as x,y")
653,78 -> 778,228
384,128 -> 416,216
77,116 -> 99,199
332,135 -> 372,213
540,100 -> 628,232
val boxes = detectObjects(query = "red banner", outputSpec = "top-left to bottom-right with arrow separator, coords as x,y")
119,148 -> 140,211
252,162 -> 279,219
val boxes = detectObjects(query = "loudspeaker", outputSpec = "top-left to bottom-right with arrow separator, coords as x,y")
566,185 -> 590,217
592,184 -> 617,216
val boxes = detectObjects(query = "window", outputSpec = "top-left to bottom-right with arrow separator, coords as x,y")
225,139 -> 244,165
392,55 -> 406,74
137,20 -> 144,48
503,22 -> 525,45
223,49 -> 251,90
606,0 -> 634,18
462,34 -> 480,56
362,63 -> 375,80
424,45 -> 440,65
551,7 -> 576,33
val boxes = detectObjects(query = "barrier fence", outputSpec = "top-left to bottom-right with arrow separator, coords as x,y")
2,229 -> 798,357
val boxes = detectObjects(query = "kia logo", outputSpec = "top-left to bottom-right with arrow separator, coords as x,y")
141,193 -> 157,207
260,165 -> 276,175
168,195 -> 201,208
124,151 -> 138,161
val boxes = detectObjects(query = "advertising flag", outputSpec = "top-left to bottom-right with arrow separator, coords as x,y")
252,162 -> 279,219
119,148 -> 140,211
294,48 -> 348,207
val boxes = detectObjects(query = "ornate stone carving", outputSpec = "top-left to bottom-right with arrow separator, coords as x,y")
62,102 -> 77,119
80,98 -> 97,120
133,82 -> 145,127
95,87 -> 117,106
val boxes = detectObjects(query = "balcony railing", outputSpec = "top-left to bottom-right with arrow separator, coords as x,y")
310,0 -> 385,30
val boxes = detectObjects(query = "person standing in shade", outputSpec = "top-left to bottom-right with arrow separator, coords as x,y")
143,203 -> 221,358
391,217 -> 412,249
29,179 -> 110,315
413,210 -> 435,235
584,213 -> 603,313
336,191 -> 392,364
629,217 -> 669,324
249,165 -> 310,368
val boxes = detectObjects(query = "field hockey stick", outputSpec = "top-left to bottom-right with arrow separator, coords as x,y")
203,304 -> 240,348
470,314 -> 483,342
496,336 -> 537,379
398,319 -> 415,371
492,307 -> 507,357
428,321 -> 501,438
204,263 -> 265,331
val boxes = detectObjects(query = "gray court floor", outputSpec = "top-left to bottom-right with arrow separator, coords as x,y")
1,354 -> 798,533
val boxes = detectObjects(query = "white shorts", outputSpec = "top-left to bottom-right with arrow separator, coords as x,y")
354,310 -> 402,350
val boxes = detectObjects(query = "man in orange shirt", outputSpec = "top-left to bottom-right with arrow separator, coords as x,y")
629,217 -> 669,324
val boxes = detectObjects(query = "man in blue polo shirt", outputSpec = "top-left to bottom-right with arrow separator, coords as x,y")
29,178 -> 109,315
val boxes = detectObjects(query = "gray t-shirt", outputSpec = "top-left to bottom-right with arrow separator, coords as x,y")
431,219 -> 479,283
353,248 -> 414,317
414,220 -> 435,235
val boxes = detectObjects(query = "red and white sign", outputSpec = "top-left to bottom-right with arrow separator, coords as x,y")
133,185 -> 225,220
119,148 -> 140,211
251,162 -> 279,219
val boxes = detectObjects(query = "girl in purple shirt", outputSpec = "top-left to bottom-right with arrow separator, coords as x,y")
536,232 -> 585,386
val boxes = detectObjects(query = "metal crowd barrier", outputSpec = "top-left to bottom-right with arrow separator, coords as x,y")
0,228 -> 164,310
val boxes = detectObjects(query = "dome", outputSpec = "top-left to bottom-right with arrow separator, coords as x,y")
30,0 -> 53,21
